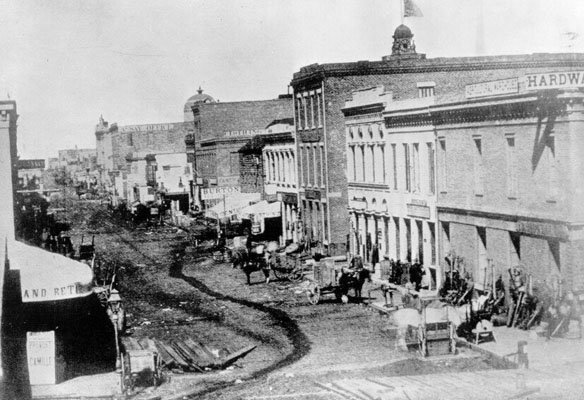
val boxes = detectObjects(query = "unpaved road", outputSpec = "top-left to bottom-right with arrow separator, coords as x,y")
63,201 -> 500,399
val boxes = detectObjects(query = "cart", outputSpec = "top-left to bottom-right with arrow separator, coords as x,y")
120,349 -> 162,394
271,251 -> 309,282
416,300 -> 456,357
306,258 -> 345,305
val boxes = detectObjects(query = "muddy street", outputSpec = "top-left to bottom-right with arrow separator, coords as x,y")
60,202 -> 501,400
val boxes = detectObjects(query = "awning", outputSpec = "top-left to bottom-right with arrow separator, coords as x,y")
8,240 -> 94,303
204,192 -> 261,219
240,201 -> 282,220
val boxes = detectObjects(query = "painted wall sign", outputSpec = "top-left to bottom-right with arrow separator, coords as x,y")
218,176 -> 240,186
224,129 -> 266,137
524,71 -> 584,90
201,186 -> 241,200
406,203 -> 431,219
279,193 -> 298,204
119,123 -> 177,133
465,78 -> 519,99
27,331 -> 56,385
516,220 -> 569,240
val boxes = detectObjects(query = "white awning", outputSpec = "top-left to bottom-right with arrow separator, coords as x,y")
240,201 -> 282,220
204,192 -> 261,219
8,240 -> 94,303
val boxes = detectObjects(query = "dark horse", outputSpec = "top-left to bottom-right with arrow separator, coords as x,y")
338,267 -> 371,303
231,247 -> 271,285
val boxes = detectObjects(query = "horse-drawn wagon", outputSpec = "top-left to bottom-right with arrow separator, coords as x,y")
305,256 -> 371,305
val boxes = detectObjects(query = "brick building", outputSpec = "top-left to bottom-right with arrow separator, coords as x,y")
238,118 -> 298,243
431,81 -> 584,296
291,23 -> 584,256
95,118 -> 191,206
186,94 -> 292,209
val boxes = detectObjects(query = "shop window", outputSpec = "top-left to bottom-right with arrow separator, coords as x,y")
506,134 -> 518,198
404,144 -> 411,192
473,136 -> 484,196
439,138 -> 447,193
427,142 -> 435,194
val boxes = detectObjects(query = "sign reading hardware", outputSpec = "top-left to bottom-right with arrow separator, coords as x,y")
516,220 -> 568,240
201,186 -> 240,200
465,78 -> 519,99
525,71 -> 584,90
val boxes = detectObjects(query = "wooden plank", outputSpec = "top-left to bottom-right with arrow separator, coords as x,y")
218,345 -> 257,368
159,341 -> 191,369
138,337 -> 158,353
184,339 -> 217,367
174,341 -> 207,370
152,339 -> 175,368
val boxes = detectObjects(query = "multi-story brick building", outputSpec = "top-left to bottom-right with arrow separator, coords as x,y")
291,23 -> 584,256
95,118 -> 191,207
343,86 -> 439,286
431,78 -> 584,296
238,118 -> 298,243
186,94 -> 292,209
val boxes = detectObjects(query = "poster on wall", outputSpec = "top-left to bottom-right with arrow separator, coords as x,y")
27,331 -> 56,385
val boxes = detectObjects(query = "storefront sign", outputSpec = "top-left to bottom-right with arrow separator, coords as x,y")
218,176 -> 239,186
525,71 -> 584,90
465,78 -> 519,99
224,129 -> 266,137
407,203 -> 431,219
27,331 -> 56,385
265,194 -> 278,202
201,186 -> 240,200
22,283 -> 88,302
120,123 -> 176,133
305,189 -> 321,200
279,193 -> 298,204
516,220 -> 568,240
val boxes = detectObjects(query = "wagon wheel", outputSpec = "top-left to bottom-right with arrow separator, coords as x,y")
288,265 -> 304,282
307,284 -> 321,305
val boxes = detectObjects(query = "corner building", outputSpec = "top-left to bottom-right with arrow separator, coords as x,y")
290,24 -> 584,256
432,85 -> 584,296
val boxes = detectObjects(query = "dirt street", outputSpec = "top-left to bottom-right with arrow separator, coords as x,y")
62,201 -> 500,399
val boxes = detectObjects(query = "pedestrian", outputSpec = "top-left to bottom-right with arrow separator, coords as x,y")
410,259 -> 423,291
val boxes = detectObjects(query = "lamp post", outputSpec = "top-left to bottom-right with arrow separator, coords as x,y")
107,289 -> 124,370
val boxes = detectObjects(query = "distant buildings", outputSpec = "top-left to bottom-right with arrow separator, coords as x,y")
16,159 -> 45,191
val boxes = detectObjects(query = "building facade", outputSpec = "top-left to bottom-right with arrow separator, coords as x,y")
431,82 -> 584,296
343,86 -> 439,285
16,159 -> 45,191
187,95 -> 292,209
291,23 -> 584,256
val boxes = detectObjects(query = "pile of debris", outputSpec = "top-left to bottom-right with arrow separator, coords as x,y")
123,337 -> 256,373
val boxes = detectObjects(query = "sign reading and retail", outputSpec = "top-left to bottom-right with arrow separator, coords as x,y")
120,123 -> 177,133
201,186 -> 240,200
524,71 -> 584,90
305,189 -> 321,200
407,203 -> 431,219
224,129 -> 266,138
27,331 -> 56,385
465,78 -> 519,99
516,220 -> 569,240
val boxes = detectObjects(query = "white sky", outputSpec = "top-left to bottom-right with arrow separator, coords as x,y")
2,0 -> 584,159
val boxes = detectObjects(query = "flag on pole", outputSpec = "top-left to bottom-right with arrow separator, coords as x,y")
404,0 -> 423,18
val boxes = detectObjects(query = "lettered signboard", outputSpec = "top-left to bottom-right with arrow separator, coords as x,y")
27,331 -> 56,385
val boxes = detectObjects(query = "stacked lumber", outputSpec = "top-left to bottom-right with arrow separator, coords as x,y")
122,337 -> 256,373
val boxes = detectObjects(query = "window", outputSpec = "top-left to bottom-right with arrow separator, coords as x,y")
316,90 -> 323,127
392,144 -> 398,190
506,134 -> 518,198
404,144 -> 411,192
429,222 -> 436,265
314,145 -> 320,187
303,95 -> 309,130
306,94 -> 312,129
473,136 -> 484,196
417,81 -> 436,98
413,143 -> 420,192
428,142 -> 435,194
348,145 -> 356,181
439,138 -> 447,193
296,97 -> 304,130
380,144 -> 386,184
394,217 -> 400,260
320,145 -> 325,188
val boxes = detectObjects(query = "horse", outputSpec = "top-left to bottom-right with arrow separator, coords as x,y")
338,267 -> 371,303
231,247 -> 271,285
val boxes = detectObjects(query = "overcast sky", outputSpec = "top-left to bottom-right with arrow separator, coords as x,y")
2,0 -> 584,159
